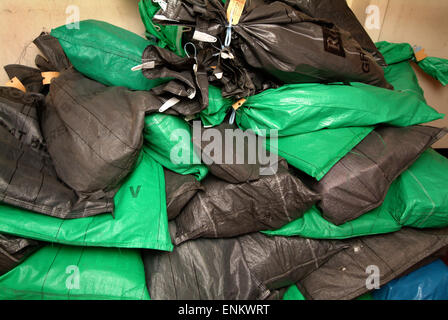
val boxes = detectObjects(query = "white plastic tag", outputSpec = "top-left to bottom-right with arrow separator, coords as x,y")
131,61 -> 155,71
153,0 -> 167,11
193,30 -> 218,43
153,14 -> 179,22
188,89 -> 196,100
221,51 -> 234,60
159,97 -> 181,113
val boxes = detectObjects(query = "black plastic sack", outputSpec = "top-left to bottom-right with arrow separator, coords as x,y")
193,121 -> 263,183
33,32 -> 71,72
41,68 -> 161,196
313,125 -> 447,226
0,87 -> 47,156
142,42 -> 262,101
296,228 -> 448,300
234,1 -> 391,88
173,161 -> 319,244
274,0 -> 387,66
164,169 -> 203,220
4,65 -> 44,94
142,45 -> 209,115
0,233 -> 40,276
0,87 -> 115,219
143,223 -> 346,300
153,0 -> 392,99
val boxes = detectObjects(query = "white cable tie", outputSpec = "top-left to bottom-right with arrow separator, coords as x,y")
159,97 -> 181,113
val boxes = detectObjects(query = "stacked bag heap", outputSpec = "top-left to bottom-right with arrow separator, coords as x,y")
1,0 -> 448,300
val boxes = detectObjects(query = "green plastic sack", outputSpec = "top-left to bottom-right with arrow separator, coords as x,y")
0,149 -> 173,251
138,0 -> 185,57
144,114 -> 208,181
199,86 -> 232,127
0,245 -> 150,300
377,42 -> 415,64
392,149 -> 448,228
384,59 -> 426,101
283,285 -> 306,300
377,41 -> 448,88
419,57 -> 448,86
266,127 -> 374,180
377,41 -> 425,101
357,293 -> 374,300
282,285 -> 372,300
51,20 -> 169,90
236,82 -> 443,137
265,205 -> 401,240
265,149 -> 448,239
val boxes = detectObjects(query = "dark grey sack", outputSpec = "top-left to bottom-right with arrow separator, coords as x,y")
143,223 -> 346,300
4,65 -> 44,94
164,169 -> 203,221
142,45 -> 210,115
0,87 -> 47,156
313,125 -> 447,226
0,234 -> 41,276
296,227 -> 448,300
234,1 -> 391,89
151,0 -> 392,102
33,32 -> 71,72
41,66 -> 206,198
193,122 -> 263,184
41,68 -> 158,196
276,0 -> 387,66
173,161 -> 320,245
0,88 -> 114,219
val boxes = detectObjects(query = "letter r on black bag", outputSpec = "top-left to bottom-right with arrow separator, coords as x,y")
322,27 -> 346,58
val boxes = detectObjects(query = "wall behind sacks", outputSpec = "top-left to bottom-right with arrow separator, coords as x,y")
0,0 -> 447,148
350,0 -> 448,149
0,0 -> 144,78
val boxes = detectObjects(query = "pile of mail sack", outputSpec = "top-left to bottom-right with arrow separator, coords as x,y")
1,0 -> 448,300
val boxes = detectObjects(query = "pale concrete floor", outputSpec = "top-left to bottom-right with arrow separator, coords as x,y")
0,0 -> 447,147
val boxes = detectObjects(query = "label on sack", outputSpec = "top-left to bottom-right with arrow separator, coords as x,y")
232,98 -> 246,111
414,47 -> 428,62
322,27 -> 345,58
41,72 -> 61,85
227,0 -> 246,25
4,77 -> 26,93
193,30 -> 218,43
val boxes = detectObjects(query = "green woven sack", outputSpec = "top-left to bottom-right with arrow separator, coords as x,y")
0,245 -> 150,300
235,82 -> 443,137
265,149 -> 448,239
51,20 -> 169,90
144,114 -> 208,181
138,0 -> 185,57
282,285 -> 372,300
198,86 -> 233,127
0,148 -> 173,251
283,285 -> 306,300
266,127 -> 374,180
419,57 -> 448,86
377,41 -> 448,90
